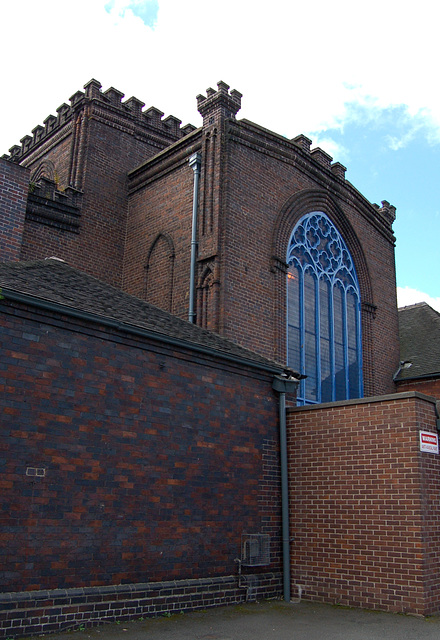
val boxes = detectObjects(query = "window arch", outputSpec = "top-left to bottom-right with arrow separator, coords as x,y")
287,212 -> 363,405
198,267 -> 215,330
145,233 -> 175,312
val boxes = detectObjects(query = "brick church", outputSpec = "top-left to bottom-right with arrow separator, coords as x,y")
1,80 -> 439,636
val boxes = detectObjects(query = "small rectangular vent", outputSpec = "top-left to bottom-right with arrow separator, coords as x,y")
26,467 -> 46,477
241,534 -> 270,567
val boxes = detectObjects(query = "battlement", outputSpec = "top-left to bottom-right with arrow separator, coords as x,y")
4,80 -> 197,163
197,81 -> 242,121
373,200 -> 396,226
26,177 -> 83,234
291,134 -> 346,180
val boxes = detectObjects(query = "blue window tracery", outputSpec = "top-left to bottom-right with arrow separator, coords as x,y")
287,212 -> 363,405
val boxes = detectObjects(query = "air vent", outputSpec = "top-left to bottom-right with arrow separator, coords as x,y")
241,534 -> 270,567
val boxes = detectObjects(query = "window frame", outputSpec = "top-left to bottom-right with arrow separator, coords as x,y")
286,212 -> 363,405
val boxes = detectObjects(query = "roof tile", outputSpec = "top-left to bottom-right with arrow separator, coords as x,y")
0,259 -> 284,372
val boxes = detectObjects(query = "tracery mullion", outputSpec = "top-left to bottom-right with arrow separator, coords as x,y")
342,287 -> 349,399
303,267 -> 317,402
329,278 -> 335,402
319,276 -> 332,403
315,272 -> 321,404
299,266 -> 306,402
356,297 -> 363,397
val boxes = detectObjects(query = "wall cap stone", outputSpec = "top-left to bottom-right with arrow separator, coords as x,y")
287,390 -> 437,413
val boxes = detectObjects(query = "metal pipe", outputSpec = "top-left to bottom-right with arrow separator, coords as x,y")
272,373 -> 299,603
279,390 -> 290,602
188,152 -> 201,323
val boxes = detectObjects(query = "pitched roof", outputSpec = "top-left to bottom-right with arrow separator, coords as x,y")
0,258 -> 284,373
397,302 -> 440,380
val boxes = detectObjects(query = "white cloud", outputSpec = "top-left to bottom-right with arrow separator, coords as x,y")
3,0 -> 440,155
104,0 -> 158,27
2,0 -> 439,317
386,129 -> 419,151
309,137 -> 350,165
397,287 -> 440,313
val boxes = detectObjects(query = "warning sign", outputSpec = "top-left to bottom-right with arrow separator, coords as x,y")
419,431 -> 439,454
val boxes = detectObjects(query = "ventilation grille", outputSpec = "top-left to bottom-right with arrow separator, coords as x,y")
241,534 -> 270,567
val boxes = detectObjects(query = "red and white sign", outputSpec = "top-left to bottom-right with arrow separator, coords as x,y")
419,431 -> 439,454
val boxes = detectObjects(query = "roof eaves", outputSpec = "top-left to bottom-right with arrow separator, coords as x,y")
1,288 -> 284,376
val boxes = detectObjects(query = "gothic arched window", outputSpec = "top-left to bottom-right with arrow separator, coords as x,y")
287,212 -> 363,405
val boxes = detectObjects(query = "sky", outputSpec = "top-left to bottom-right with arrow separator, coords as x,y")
1,0 -> 439,311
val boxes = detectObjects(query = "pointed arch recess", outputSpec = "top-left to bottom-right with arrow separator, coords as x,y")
30,160 -> 56,184
145,233 -> 175,313
197,262 -> 219,332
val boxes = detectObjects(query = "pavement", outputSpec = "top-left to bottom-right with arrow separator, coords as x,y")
28,599 -> 440,640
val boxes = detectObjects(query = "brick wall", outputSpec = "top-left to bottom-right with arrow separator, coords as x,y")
18,121 -> 83,269
4,82 -> 400,396
397,377 -> 440,401
220,121 -> 399,395
287,393 -> 440,615
19,110 -> 170,288
0,574 -> 281,638
124,87 -> 399,395
0,298 -> 282,636
0,158 -> 29,263
12,81 -> 193,289
124,133 -> 201,317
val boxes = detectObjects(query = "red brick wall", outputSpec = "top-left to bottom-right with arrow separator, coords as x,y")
126,84 -> 399,395
220,122 -> 399,395
18,126 -> 81,267
124,135 -> 201,318
417,396 -> 440,613
19,112 -> 171,288
397,377 -> 440,401
0,299 -> 281,594
123,112 -> 399,397
14,83 -> 191,289
0,159 -> 29,263
21,130 -> 73,190
287,393 -> 440,614
8,82 -> 400,396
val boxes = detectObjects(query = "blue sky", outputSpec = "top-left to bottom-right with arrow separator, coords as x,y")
1,0 -> 439,310
314,107 -> 440,303
105,0 -> 158,26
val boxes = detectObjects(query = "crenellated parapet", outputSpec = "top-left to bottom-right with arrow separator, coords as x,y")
373,200 -> 396,227
3,79 -> 197,163
197,81 -> 242,124
292,134 -> 347,181
26,176 -> 83,234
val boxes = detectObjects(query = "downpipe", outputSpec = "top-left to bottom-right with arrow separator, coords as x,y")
188,152 -> 201,323
272,372 -> 300,603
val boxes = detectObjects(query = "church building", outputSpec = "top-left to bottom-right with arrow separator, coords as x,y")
1,80 -> 439,637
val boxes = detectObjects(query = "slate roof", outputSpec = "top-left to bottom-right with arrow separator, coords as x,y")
397,302 -> 440,380
0,258 -> 284,372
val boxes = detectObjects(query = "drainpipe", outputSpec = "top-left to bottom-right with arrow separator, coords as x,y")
272,372 -> 299,603
188,152 -> 202,323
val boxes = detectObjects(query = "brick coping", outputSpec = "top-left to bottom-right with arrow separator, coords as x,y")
287,390 -> 437,413
0,574 -> 255,604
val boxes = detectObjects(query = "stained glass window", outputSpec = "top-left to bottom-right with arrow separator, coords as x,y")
287,212 -> 363,405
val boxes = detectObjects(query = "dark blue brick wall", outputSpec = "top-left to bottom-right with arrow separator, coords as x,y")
0,301 -> 282,594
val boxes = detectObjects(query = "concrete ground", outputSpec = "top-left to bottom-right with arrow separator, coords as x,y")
28,600 -> 440,640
